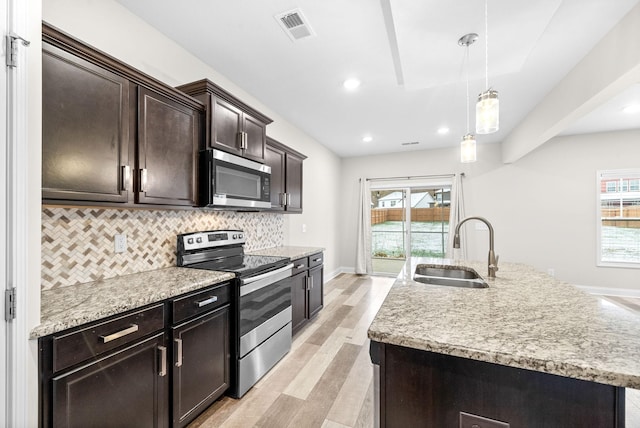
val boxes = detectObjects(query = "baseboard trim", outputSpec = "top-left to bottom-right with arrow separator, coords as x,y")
575,285 -> 640,298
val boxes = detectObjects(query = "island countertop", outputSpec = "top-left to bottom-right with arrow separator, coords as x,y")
367,258 -> 640,389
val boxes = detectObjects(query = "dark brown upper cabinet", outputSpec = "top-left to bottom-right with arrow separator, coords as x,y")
177,79 -> 273,163
137,88 -> 200,206
42,22 -> 204,208
42,42 -> 131,203
265,137 -> 306,213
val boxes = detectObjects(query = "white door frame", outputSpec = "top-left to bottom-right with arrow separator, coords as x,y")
1,0 -> 9,422
4,0 -> 35,426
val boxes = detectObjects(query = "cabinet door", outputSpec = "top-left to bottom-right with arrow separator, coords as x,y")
285,152 -> 304,213
42,42 -> 130,203
172,306 -> 230,428
211,96 -> 243,155
308,266 -> 324,319
242,113 -> 266,162
137,87 -> 200,206
290,271 -> 308,335
264,142 -> 286,211
51,333 -> 168,428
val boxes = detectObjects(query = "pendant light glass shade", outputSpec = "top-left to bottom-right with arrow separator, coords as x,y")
460,133 -> 476,163
476,89 -> 499,134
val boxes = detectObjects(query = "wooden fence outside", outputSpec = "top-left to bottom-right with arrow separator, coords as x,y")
372,207 -> 450,225
601,206 -> 640,228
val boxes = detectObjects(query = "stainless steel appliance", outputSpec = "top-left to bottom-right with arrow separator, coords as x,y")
199,149 -> 271,210
177,230 -> 292,398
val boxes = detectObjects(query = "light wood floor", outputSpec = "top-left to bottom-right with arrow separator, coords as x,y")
188,274 -> 640,428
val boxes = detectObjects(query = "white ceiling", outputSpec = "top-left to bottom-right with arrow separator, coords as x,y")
115,0 -> 640,158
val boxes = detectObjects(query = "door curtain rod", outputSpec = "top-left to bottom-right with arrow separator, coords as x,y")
364,173 -> 464,182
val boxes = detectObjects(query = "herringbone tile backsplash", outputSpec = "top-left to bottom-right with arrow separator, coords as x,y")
42,207 -> 284,290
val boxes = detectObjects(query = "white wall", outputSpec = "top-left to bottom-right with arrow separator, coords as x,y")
42,0 -> 342,275
341,131 -> 640,291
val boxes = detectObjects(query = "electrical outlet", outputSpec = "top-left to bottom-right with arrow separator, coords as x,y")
114,234 -> 127,253
547,268 -> 555,278
302,224 -> 307,233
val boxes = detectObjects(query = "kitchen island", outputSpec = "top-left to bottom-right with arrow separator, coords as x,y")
368,258 -> 640,427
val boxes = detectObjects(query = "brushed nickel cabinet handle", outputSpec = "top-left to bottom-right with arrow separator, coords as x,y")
295,264 -> 305,269
121,165 -> 130,191
313,258 -> 322,262
158,346 -> 167,376
279,192 -> 286,207
140,168 -> 148,192
287,193 -> 291,206
99,324 -> 139,343
175,338 -> 183,367
196,296 -> 218,308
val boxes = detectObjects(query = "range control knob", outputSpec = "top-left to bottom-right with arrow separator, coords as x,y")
232,234 -> 238,239
239,234 -> 244,239
187,238 -> 194,245
196,237 -> 203,243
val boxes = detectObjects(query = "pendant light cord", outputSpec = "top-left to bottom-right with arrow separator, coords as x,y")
465,45 -> 470,134
484,0 -> 489,90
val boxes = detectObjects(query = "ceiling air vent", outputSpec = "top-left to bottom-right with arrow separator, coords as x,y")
275,9 -> 315,41
401,141 -> 420,146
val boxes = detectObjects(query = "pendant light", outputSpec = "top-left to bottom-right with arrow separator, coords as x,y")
476,0 -> 499,134
458,33 -> 477,163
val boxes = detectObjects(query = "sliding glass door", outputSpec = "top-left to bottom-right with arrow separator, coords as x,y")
371,185 -> 451,276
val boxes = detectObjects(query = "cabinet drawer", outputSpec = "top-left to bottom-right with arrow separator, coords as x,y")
52,304 -> 165,373
172,282 -> 230,324
291,257 -> 308,275
309,252 -> 324,268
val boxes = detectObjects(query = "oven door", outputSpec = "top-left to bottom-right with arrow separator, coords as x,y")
238,263 -> 293,358
201,149 -> 271,209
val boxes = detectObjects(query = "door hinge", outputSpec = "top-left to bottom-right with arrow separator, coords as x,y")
5,288 -> 16,321
5,33 -> 31,68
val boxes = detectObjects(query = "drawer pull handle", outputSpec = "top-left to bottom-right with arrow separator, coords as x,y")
295,264 -> 305,269
313,258 -> 322,262
99,324 -> 139,343
158,346 -> 167,377
175,338 -> 183,367
196,296 -> 218,308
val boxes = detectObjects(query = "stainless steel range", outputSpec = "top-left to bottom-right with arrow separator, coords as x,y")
177,230 -> 293,398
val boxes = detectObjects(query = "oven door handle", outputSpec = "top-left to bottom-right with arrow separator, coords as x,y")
240,263 -> 294,296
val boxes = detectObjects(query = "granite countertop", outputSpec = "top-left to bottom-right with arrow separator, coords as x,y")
248,245 -> 324,260
31,267 -> 234,339
368,257 -> 640,389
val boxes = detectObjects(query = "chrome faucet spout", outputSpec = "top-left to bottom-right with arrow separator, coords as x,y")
453,216 -> 498,278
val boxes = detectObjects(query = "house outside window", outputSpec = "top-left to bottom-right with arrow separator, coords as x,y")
597,169 -> 640,267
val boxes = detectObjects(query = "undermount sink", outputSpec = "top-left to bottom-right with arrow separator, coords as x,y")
413,265 -> 489,289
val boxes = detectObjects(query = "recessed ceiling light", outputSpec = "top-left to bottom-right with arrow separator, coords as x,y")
343,78 -> 361,90
623,104 -> 640,114
437,127 -> 450,135
362,135 -> 373,143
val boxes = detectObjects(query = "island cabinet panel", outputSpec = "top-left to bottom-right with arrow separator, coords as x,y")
137,87 -> 200,206
265,137 -> 306,213
177,79 -> 273,163
42,41 -> 130,203
376,343 -> 625,428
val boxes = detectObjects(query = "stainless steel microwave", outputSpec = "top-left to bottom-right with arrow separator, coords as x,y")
199,149 -> 271,209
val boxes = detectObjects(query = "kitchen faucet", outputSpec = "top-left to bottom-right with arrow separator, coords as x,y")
453,216 -> 499,278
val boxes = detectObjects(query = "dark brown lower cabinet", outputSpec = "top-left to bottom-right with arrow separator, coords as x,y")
172,306 -> 230,428
51,333 -> 168,428
290,252 -> 324,335
372,342 -> 625,428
